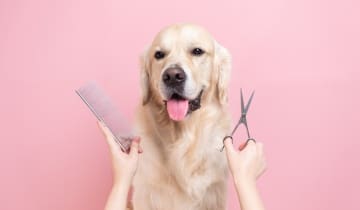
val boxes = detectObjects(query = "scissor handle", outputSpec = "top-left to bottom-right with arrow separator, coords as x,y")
246,138 -> 256,144
237,138 -> 257,151
220,137 -> 256,152
223,135 -> 233,144
220,135 -> 233,152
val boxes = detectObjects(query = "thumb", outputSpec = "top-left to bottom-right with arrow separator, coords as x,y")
223,136 -> 235,153
129,137 -> 141,158
97,121 -> 118,150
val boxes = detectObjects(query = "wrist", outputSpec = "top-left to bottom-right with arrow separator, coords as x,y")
233,174 -> 256,190
113,175 -> 133,189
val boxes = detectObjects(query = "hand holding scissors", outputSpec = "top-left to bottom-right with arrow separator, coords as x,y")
221,89 -> 256,152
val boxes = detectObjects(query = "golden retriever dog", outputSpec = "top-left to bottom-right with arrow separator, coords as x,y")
132,23 -> 232,210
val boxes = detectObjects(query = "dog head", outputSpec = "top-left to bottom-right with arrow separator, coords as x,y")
140,24 -> 231,121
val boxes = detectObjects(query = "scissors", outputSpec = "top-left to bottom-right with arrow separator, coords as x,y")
220,89 -> 256,152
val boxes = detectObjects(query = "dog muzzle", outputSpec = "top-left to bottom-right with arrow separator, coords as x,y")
164,90 -> 203,121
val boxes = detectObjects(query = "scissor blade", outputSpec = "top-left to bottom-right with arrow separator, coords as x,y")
240,88 -> 245,113
244,90 -> 255,113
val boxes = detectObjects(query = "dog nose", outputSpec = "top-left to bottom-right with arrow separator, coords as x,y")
162,67 -> 186,87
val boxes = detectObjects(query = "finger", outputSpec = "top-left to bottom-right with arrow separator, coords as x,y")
223,136 -> 235,153
97,121 -> 111,137
245,139 -> 257,148
127,185 -> 134,202
257,142 -> 264,155
129,137 -> 141,158
239,138 -> 256,151
97,121 -> 119,150
238,142 -> 247,151
138,145 -> 143,153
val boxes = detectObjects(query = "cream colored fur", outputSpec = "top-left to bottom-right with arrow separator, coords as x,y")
132,24 -> 232,210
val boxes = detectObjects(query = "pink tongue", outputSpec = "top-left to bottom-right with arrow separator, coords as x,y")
166,100 -> 189,121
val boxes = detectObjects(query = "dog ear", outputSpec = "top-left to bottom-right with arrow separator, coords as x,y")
140,46 -> 151,105
214,41 -> 231,105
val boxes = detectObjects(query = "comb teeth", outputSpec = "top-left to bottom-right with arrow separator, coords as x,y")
76,81 -> 132,151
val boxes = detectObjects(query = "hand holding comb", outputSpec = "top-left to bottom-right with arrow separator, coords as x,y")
75,81 -> 133,152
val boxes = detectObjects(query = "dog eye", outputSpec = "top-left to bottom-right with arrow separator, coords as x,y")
154,51 -> 165,60
191,48 -> 204,56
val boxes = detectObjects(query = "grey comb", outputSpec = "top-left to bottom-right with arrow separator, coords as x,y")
75,81 -> 133,152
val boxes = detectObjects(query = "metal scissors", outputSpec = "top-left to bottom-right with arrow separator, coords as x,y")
220,89 -> 256,152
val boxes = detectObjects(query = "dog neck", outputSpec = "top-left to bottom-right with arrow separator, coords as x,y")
136,98 -> 230,200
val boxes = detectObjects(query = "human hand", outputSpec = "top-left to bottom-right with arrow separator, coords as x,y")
97,121 -> 143,186
223,138 -> 267,185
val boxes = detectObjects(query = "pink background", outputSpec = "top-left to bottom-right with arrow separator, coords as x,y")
1,0 -> 359,209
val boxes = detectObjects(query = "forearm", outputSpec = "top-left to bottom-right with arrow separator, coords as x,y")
234,178 -> 265,210
105,181 -> 131,210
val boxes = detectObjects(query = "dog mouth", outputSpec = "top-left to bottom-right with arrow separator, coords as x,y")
164,90 -> 203,121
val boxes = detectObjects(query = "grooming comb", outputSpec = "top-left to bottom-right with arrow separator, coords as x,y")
75,81 -> 133,152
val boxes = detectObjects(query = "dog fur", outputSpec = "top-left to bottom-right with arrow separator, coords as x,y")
132,23 -> 232,210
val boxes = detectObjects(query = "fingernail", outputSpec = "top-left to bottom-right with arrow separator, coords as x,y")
239,142 -> 247,151
133,137 -> 140,143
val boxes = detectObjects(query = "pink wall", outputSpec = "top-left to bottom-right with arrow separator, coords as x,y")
1,0 -> 359,209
